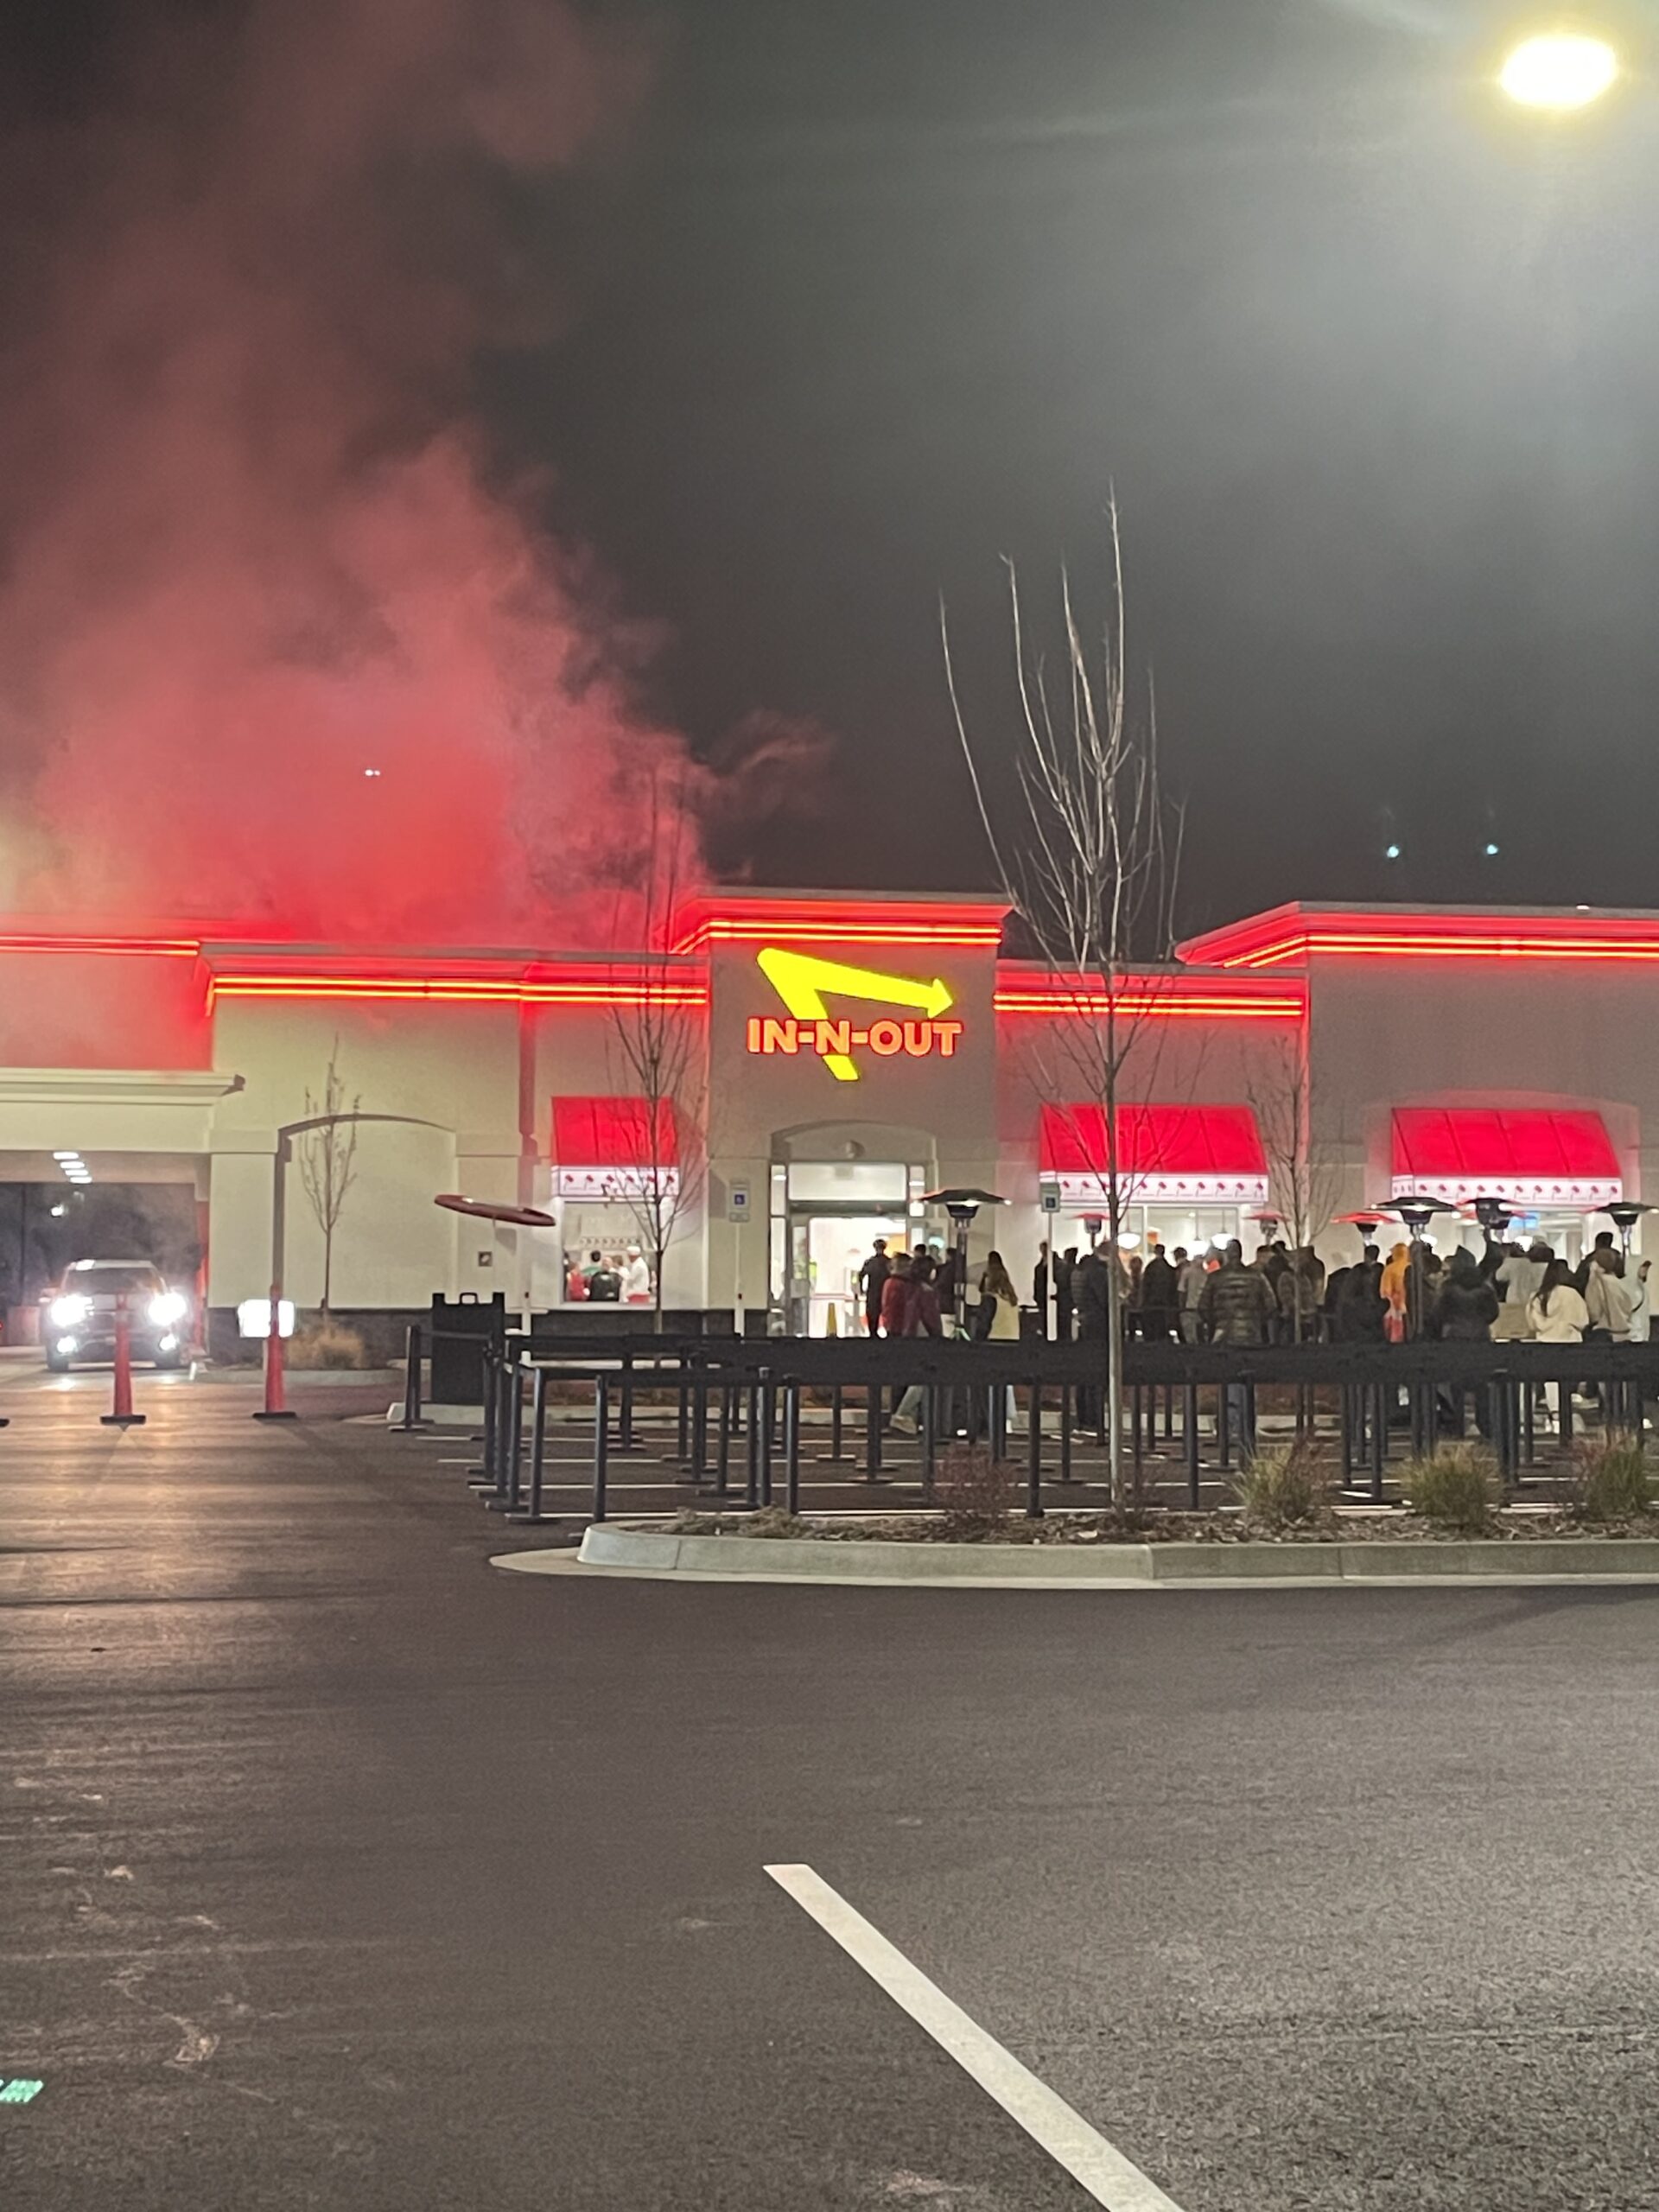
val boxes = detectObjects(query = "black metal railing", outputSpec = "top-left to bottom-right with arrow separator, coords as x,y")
432,1331 -> 1659,1529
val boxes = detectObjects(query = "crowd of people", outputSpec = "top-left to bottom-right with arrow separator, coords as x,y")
1026,1230 -> 1652,1350
563,1245 -> 654,1304
849,1224 -> 1654,1359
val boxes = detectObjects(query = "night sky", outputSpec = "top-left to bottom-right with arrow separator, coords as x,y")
4,0 -> 1659,940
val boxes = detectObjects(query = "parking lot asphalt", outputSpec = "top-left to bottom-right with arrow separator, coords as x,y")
5,1375 -> 1659,2209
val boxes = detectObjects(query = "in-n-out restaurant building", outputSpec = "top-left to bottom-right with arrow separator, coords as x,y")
2,889 -> 1656,1347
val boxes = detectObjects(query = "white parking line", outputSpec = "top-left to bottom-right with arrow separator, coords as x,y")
766,1864 -> 1184,2212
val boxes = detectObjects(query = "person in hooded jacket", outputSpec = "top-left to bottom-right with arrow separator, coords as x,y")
1380,1242 -> 1413,1342
879,1253 -> 914,1343
1433,1245 -> 1500,1435
1138,1243 -> 1179,1342
1332,1244 -> 1387,1343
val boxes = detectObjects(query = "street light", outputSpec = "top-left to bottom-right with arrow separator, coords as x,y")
1499,29 -> 1619,110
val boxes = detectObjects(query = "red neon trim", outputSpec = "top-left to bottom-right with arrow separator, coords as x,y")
686,919 -> 1003,946
0,932 -> 201,957
670,894 -> 1007,954
993,969 -> 1304,1021
995,993 -> 1301,1020
211,975 -> 708,1007
1239,933 -> 1659,968
1179,905 -> 1659,970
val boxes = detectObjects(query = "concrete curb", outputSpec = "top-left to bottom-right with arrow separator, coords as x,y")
496,1524 -> 1659,1589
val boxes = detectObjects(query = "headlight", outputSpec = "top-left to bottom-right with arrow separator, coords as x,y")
148,1291 -> 188,1326
49,1294 -> 89,1326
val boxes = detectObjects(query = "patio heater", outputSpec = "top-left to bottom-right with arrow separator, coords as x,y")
1599,1199 -> 1650,1256
921,1187 -> 1007,1332
1333,1209 -> 1389,1253
1391,1192 -> 1452,1339
1468,1192 -> 1518,1268
1470,1192 -> 1517,1239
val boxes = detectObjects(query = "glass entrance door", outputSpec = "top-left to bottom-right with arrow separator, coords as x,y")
787,1209 -> 910,1336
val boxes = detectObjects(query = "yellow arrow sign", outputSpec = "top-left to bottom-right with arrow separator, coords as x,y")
755,947 -> 956,1081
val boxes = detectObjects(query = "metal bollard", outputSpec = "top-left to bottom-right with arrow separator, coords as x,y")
474,1353 -> 512,1495
486,1362 -> 525,1511
827,1384 -> 845,1463
746,1382 -> 761,1508
920,1385 -> 937,1497
677,1374 -> 690,1465
759,1373 -> 775,1507
616,1357 -> 639,1454
690,1376 -> 709,1484
864,1382 -> 883,1478
1339,1384 -> 1354,1489
1059,1382 -> 1074,1484
467,1348 -> 499,1486
1026,1381 -> 1043,1519
1185,1381 -> 1200,1510
716,1382 -> 732,1497
391,1323 -> 427,1432
784,1382 -> 801,1516
509,1367 -> 552,1524
592,1374 -> 610,1522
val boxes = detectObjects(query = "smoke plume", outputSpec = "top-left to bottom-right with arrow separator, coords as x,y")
0,0 -> 722,943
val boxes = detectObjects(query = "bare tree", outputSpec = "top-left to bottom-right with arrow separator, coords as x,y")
604,769 -> 710,1326
297,1038 -> 360,1313
1246,1033 -> 1344,1341
944,498 -> 1184,1510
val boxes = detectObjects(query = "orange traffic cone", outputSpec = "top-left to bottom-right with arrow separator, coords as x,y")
101,1295 -> 146,1427
253,1287 -> 298,1421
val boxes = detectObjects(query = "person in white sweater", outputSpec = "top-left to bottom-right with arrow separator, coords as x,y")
1495,1241 -> 1551,1339
1584,1247 -> 1641,1342
1630,1261 -> 1652,1345
1527,1260 -> 1588,1342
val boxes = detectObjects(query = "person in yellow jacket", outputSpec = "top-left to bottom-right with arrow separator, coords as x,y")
1381,1241 -> 1412,1342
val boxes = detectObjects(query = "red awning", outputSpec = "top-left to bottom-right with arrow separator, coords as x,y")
551,1096 -> 680,1200
552,1096 -> 678,1169
1390,1108 -> 1622,1207
1039,1104 -> 1268,1203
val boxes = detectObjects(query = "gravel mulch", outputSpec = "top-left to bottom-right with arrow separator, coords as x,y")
663,1505 -> 1659,1547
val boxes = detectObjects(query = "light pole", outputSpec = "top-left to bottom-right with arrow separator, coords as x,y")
255,1111 -> 447,1421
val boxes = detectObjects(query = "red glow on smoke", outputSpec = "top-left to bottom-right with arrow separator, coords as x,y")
0,0 -> 732,944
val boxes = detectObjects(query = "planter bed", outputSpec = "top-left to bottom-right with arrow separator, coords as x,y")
655,1504 -> 1658,1546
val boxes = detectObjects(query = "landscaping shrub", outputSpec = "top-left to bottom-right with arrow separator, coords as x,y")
287,1319 -> 372,1370
1234,1443 -> 1332,1533
1402,1443 -> 1499,1533
1568,1434 -> 1653,1524
935,1444 -> 1016,1538
744,1505 -> 811,1540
